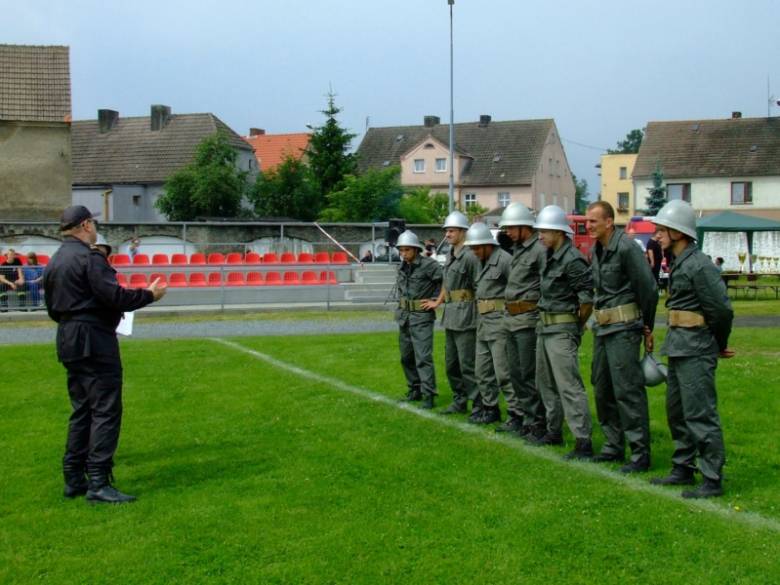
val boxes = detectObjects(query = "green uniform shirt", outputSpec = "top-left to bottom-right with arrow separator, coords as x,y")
504,232 -> 546,332
590,229 -> 658,336
394,253 -> 443,326
474,245 -> 512,341
537,237 -> 593,335
441,245 -> 480,331
660,241 -> 733,357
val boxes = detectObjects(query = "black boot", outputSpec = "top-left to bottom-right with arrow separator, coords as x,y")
495,414 -> 524,433
418,395 -> 435,410
467,395 -> 485,421
681,477 -> 723,499
438,402 -> 467,415
529,430 -> 564,447
619,454 -> 651,474
397,388 -> 423,403
562,438 -> 594,460
516,423 -> 547,441
469,406 -> 501,425
86,471 -> 136,504
648,465 -> 696,486
63,464 -> 89,498
591,450 -> 626,463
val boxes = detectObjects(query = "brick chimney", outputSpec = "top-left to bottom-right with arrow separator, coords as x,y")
249,128 -> 266,137
479,115 -> 492,127
423,116 -> 441,128
98,109 -> 119,134
151,105 -> 172,131
732,111 -> 742,119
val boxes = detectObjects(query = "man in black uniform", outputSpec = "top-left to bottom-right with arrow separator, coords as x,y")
43,206 -> 167,504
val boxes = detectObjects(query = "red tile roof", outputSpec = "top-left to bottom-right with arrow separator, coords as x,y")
243,133 -> 311,170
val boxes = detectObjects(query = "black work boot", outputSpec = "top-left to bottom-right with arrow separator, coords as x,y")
467,396 -> 485,421
591,451 -> 626,464
619,454 -> 651,474
529,430 -> 564,447
397,388 -> 423,403
418,395 -> 435,410
649,465 -> 696,486
63,464 -> 89,498
562,438 -> 594,461
681,477 -> 723,499
495,414 -> 524,433
469,406 -> 501,425
438,402 -> 467,415
86,472 -> 136,504
518,423 -> 548,442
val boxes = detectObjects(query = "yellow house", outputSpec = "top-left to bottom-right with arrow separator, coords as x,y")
599,153 -> 637,224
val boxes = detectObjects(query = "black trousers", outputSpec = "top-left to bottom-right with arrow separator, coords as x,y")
62,356 -> 124,473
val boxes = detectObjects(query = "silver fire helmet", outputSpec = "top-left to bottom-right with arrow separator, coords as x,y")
499,202 -> 535,228
464,222 -> 498,246
651,199 -> 698,240
533,205 -> 573,234
94,233 -> 112,256
442,210 -> 470,230
640,351 -> 668,387
395,230 -> 425,250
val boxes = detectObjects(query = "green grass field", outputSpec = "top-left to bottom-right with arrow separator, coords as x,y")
2,327 -> 780,583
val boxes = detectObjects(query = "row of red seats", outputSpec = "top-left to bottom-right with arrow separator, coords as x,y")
118,271 -> 339,288
0,254 -> 50,266
110,252 -> 349,266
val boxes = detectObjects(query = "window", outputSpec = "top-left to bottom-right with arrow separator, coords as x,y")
498,193 -> 510,207
435,158 -> 447,172
619,167 -> 627,180
556,160 -> 560,176
667,183 -> 691,203
549,158 -> 553,176
552,195 -> 558,206
618,193 -> 629,210
563,196 -> 569,213
539,193 -> 546,208
413,159 -> 425,173
731,182 -> 752,205
132,195 -> 141,207
464,193 -> 476,208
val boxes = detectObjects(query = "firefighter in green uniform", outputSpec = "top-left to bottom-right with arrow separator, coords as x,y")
649,200 -> 735,498
498,203 -> 547,436
530,205 -> 595,460
422,211 -> 481,415
465,222 -> 513,425
395,230 -> 444,409
586,201 -> 657,473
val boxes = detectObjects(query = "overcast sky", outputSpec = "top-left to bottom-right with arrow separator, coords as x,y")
3,0 -> 779,197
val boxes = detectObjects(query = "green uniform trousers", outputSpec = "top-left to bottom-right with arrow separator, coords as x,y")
666,354 -> 725,480
591,329 -> 650,461
536,331 -> 592,440
506,328 -> 545,423
475,334 -> 512,409
444,328 -> 478,408
399,320 -> 437,397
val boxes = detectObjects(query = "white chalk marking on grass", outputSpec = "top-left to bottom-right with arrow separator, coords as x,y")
213,337 -> 780,534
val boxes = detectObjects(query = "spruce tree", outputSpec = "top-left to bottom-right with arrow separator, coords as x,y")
306,91 -> 358,198
644,157 -> 667,215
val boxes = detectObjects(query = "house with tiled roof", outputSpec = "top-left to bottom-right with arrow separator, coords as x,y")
71,105 -> 256,222
242,128 -> 312,171
633,115 -> 780,220
357,115 -> 575,220
0,44 -> 72,220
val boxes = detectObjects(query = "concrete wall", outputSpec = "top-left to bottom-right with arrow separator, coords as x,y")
0,121 -> 72,220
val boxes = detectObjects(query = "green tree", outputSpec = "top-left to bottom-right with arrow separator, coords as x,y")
398,187 -> 450,224
572,174 -> 590,213
457,202 -> 489,223
306,90 -> 358,197
608,129 -> 644,154
319,166 -> 403,222
644,157 -> 667,215
155,133 -> 250,221
249,152 -> 322,221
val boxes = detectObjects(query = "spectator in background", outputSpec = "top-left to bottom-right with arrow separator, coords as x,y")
1,249 -> 25,310
424,239 -> 437,257
628,229 -> 646,253
22,252 -> 44,307
360,250 -> 374,263
714,257 -> 724,274
646,231 -> 664,283
128,237 -> 141,258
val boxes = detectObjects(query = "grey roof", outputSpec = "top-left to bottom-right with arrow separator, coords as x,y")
357,119 -> 554,186
0,45 -> 71,123
633,117 -> 780,179
72,113 -> 254,185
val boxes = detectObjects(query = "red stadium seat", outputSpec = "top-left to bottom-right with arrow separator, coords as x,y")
283,271 -> 301,285
152,254 -> 170,265
129,274 -> 148,288
297,253 -> 314,264
265,271 -> 282,285
17,255 -> 28,265
132,254 -> 150,265
301,271 -> 319,285
207,253 -> 225,265
207,272 -> 223,286
319,271 -> 339,285
150,273 -> 167,287
116,274 -> 128,288
226,272 -> 246,286
188,272 -> 208,287
190,253 -> 206,265
113,254 -> 131,265
280,252 -> 296,263
314,252 -> 330,264
226,253 -> 243,264
0,255 -> 6,264
332,252 -> 348,264
246,271 -> 264,285
37,254 -> 50,265
171,253 -> 188,265
244,252 -> 262,264
169,273 -> 188,287
263,253 -> 279,264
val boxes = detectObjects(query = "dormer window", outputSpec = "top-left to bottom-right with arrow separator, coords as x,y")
424,143 -> 434,149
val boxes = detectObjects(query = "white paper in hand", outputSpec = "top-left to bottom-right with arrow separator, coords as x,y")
116,311 -> 135,336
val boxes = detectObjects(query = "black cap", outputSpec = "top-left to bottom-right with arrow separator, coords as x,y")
60,206 -> 94,231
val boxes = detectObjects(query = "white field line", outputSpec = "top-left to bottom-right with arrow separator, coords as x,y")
212,337 -> 780,534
